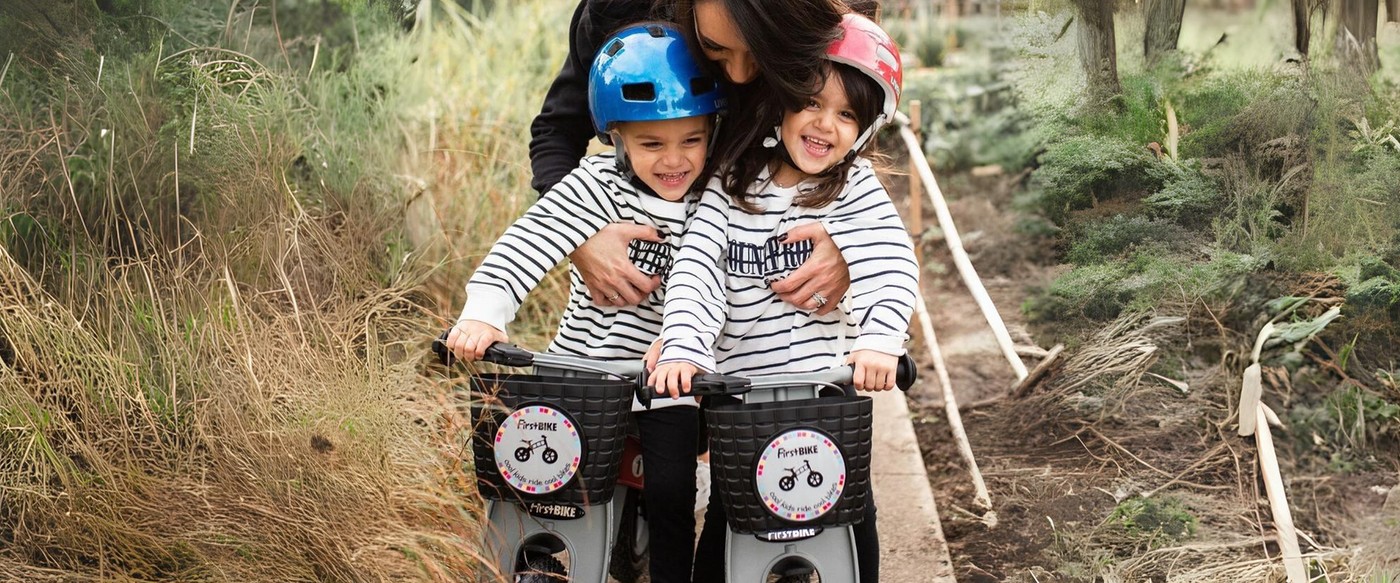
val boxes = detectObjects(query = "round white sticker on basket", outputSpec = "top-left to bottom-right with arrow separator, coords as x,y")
494,405 -> 583,495
755,428 -> 846,522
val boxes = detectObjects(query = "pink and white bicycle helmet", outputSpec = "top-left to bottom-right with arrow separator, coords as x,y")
824,13 -> 902,154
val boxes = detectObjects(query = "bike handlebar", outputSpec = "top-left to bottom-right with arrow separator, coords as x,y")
432,329 -> 918,407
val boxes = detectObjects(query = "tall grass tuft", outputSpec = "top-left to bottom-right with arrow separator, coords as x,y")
1,0 -> 576,579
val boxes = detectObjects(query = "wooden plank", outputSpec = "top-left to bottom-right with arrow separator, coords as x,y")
1255,405 -> 1309,583
895,112 -> 1029,381
1011,344 -> 1064,399
912,285 -> 992,510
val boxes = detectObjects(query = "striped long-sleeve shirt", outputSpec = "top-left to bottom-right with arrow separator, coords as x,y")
458,152 -> 695,410
658,159 -> 919,377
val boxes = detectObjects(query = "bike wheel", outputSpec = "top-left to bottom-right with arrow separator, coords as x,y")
514,554 -> 566,583
608,488 -> 649,583
779,476 -> 795,492
807,472 -> 823,488
514,447 -> 531,463
542,448 -> 558,465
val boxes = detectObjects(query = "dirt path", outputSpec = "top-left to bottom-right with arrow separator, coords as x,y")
884,162 -> 1400,582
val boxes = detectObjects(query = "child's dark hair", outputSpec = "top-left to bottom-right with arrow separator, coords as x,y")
720,62 -> 884,212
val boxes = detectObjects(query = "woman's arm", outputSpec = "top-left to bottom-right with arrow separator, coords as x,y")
528,0 -> 654,195
768,223 -> 851,315
568,223 -> 663,307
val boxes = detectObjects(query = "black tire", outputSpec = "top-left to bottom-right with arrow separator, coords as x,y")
609,488 -> 649,583
514,554 -> 566,583
779,475 -> 796,492
542,448 -> 558,465
515,447 -> 531,463
775,574 -> 815,583
807,472 -> 823,488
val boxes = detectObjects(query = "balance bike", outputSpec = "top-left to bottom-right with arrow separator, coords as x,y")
693,358 -> 916,583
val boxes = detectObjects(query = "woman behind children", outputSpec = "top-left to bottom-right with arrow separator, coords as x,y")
445,23 -> 722,583
649,15 -> 914,583
536,0 -> 882,318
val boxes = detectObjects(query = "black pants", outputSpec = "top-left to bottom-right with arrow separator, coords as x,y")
635,405 -> 700,583
692,397 -> 879,583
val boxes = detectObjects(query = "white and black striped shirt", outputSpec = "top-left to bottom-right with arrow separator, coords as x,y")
458,153 -> 694,409
658,160 -> 918,376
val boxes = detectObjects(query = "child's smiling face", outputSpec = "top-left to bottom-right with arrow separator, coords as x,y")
779,73 -> 859,177
615,116 -> 710,201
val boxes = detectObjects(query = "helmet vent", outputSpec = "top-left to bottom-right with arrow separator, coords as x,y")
621,83 -> 656,102
690,77 -> 715,96
646,25 -> 665,37
605,40 -> 624,56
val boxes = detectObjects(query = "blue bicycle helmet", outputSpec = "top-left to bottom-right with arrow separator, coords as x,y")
589,23 -> 727,146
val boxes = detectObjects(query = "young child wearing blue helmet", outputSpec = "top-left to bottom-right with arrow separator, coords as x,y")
444,23 -> 724,583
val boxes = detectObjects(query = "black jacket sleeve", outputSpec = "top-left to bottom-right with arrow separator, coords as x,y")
528,0 -> 655,196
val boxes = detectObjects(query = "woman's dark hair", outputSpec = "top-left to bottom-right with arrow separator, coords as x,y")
722,62 -> 885,212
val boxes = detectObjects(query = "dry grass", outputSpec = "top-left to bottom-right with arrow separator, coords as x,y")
0,0 -> 580,579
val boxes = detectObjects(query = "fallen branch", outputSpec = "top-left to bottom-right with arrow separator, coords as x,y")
1011,344 -> 1063,398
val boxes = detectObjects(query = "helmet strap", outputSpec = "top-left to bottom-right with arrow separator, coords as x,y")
610,130 -> 637,182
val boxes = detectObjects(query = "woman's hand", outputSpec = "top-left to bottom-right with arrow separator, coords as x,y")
648,361 -> 701,400
770,223 -> 850,315
849,350 -> 897,392
570,223 -> 664,307
446,320 -> 509,362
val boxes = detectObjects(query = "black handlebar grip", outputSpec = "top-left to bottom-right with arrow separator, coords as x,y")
432,329 -> 536,369
432,330 -> 455,367
633,376 -> 654,409
689,374 -> 752,397
896,353 -> 918,391
481,343 -> 534,367
641,373 -> 751,402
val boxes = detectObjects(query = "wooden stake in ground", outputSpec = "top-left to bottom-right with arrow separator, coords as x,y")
894,112 -> 1029,381
1238,323 -> 1307,583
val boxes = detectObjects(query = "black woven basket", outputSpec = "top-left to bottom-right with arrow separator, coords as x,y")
470,373 -> 632,505
705,396 -> 873,533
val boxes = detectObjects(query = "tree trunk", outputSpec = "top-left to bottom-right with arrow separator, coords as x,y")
1292,0 -> 1311,56
1074,0 -> 1121,105
1337,0 -> 1381,74
1144,0 -> 1186,63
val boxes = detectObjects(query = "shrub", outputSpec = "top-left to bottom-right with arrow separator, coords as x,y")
1108,497 -> 1198,542
1144,163 -> 1223,226
1065,215 -> 1193,266
1029,135 -> 1166,223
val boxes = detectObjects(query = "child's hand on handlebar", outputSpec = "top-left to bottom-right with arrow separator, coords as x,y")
446,320 -> 508,362
649,361 -> 700,400
643,339 -> 663,372
848,350 -> 897,392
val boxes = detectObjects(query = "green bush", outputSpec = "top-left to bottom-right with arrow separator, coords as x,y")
1108,497 -> 1197,542
1028,135 -> 1166,223
1025,249 -> 1266,324
1144,163 -> 1223,225
1079,74 -> 1166,146
1179,78 -> 1312,159
1065,215 -> 1193,266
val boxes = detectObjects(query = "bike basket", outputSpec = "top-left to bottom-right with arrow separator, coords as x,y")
471,374 -> 632,505
705,395 -> 873,533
